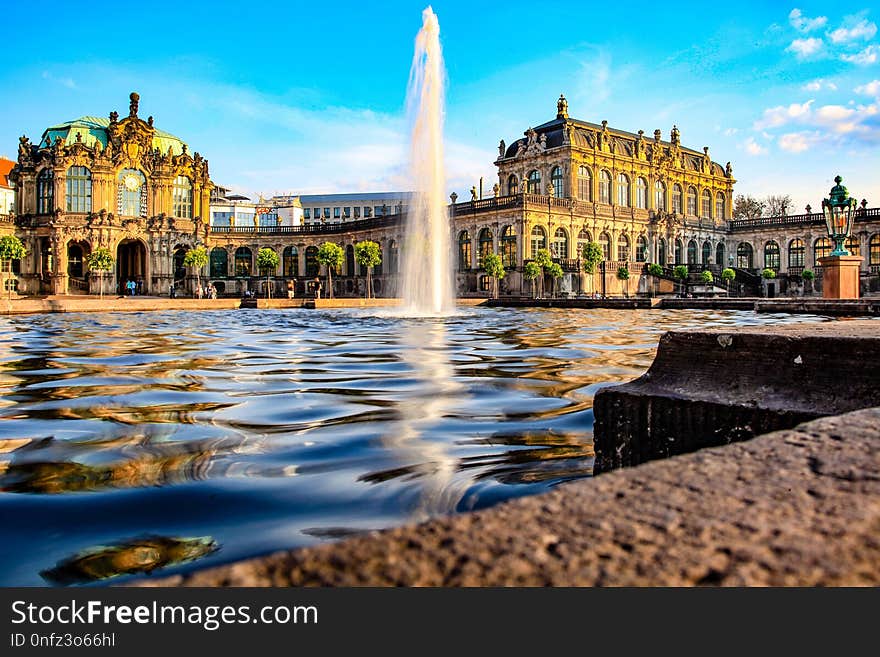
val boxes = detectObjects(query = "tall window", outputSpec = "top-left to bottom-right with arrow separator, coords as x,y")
577,229 -> 591,260
599,170 -> 611,204
675,239 -> 683,264
598,232 -> 611,260
654,180 -> 666,212
814,237 -> 831,266
346,245 -> 355,276
673,184 -> 683,214
118,169 -> 147,217
870,234 -> 880,266
764,241 -> 780,270
716,242 -> 725,267
478,228 -> 494,267
551,166 -> 564,198
389,240 -> 399,275
234,247 -> 252,276
687,239 -> 697,264
172,176 -> 193,218
636,235 -> 647,262
618,234 -> 630,261
527,170 -> 541,194
577,166 -> 591,201
687,186 -> 697,216
617,173 -> 630,207
530,225 -> 546,257
737,242 -> 753,269
701,190 -> 712,219
507,174 -> 518,196
551,228 -> 568,259
636,177 -> 648,209
458,231 -> 472,270
305,246 -> 319,277
501,226 -> 517,268
846,236 -> 860,257
700,241 -> 710,264
283,246 -> 299,276
658,238 -> 667,266
210,248 -> 228,278
37,169 -> 54,214
788,239 -> 804,268
715,192 -> 725,221
66,166 -> 92,213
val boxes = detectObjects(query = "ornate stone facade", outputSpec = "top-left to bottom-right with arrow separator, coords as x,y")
8,93 -> 212,295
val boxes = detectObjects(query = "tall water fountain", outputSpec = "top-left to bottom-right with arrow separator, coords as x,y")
401,7 -> 455,315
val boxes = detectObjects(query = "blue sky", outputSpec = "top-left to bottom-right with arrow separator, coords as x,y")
3,1 -> 879,211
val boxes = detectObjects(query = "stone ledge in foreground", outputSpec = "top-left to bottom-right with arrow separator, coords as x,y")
133,408 -> 880,587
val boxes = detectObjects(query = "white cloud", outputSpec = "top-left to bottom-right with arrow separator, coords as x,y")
841,44 -> 879,65
778,131 -> 821,152
753,100 -> 814,129
41,70 -> 76,89
786,37 -> 824,58
828,18 -> 877,44
743,137 -> 767,155
801,78 -> 837,91
855,79 -> 880,96
789,8 -> 828,32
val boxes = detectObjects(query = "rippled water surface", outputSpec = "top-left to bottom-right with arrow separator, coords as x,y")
0,307 -> 832,585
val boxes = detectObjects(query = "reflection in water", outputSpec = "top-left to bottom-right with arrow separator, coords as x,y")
0,308 -> 836,585
40,535 -> 218,585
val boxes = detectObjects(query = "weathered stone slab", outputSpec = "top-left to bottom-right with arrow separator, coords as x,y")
133,408 -> 880,586
593,320 -> 880,471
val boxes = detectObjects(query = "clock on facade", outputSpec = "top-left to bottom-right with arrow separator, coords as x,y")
123,173 -> 141,191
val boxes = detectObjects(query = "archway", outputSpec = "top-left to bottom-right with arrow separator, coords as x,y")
66,240 -> 91,294
116,239 -> 147,295
173,246 -> 187,284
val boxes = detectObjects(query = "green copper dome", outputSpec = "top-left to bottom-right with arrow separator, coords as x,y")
39,116 -> 188,156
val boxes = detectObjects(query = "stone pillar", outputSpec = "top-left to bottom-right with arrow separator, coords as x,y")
819,255 -> 863,299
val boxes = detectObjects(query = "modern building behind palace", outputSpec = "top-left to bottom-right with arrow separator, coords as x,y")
4,93 -> 878,298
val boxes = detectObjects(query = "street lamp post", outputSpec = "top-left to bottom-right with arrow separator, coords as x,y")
818,175 -> 862,299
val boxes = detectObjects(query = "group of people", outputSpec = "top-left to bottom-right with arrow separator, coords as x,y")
168,282 -> 217,299
123,279 -> 142,296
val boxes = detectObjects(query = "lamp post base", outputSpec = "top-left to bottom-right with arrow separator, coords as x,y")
818,255 -> 863,299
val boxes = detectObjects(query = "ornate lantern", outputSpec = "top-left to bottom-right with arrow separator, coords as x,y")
821,175 -> 858,257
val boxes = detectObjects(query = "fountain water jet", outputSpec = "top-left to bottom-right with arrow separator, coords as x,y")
401,6 -> 454,315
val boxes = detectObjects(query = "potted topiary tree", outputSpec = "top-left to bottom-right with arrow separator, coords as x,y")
523,261 -> 541,299
183,246 -> 208,298
0,235 -> 26,300
256,247 -> 280,298
86,247 -> 114,300
802,269 -> 815,295
673,264 -> 689,297
534,248 -> 553,298
647,262 -> 663,297
721,267 -> 736,297
616,264 -> 630,298
546,261 -> 564,297
581,241 -> 603,297
354,240 -> 382,299
482,252 -> 505,299
316,242 -> 344,299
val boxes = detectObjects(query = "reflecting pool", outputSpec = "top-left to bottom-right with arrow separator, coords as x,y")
0,307 -> 832,585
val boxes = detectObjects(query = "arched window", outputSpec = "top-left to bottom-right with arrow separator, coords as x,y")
458,231 -> 472,270
389,240 -> 399,275
636,235 -> 648,262
37,169 -> 54,214
636,177 -> 648,209
672,184 -> 683,214
617,173 -> 630,207
618,234 -> 630,261
283,246 -> 299,276
551,166 -> 564,198
654,180 -> 666,212
599,170 -> 611,204
715,192 -> 725,221
66,166 -> 91,213
172,176 -> 193,219
501,226 -> 517,268
67,242 -> 86,279
305,246 -> 319,277
373,245 -> 383,276
552,228 -> 568,259
737,242 -> 754,269
715,242 -> 725,267
527,170 -> 541,194
846,236 -> 860,257
687,186 -> 697,216
118,169 -> 147,217
701,190 -> 712,219
173,246 -> 187,281
675,239 -> 683,264
764,240 -> 780,270
577,166 -> 592,201
530,225 -> 546,257
577,229 -> 591,260
788,239 -> 804,269
870,234 -> 880,266
234,247 -> 252,276
210,247 -> 228,278
478,227 -> 494,267
658,238 -> 667,266
687,239 -> 697,264
814,237 -> 831,266
346,244 -> 355,276
598,232 -> 611,260
507,174 -> 518,196
702,241 -> 712,264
